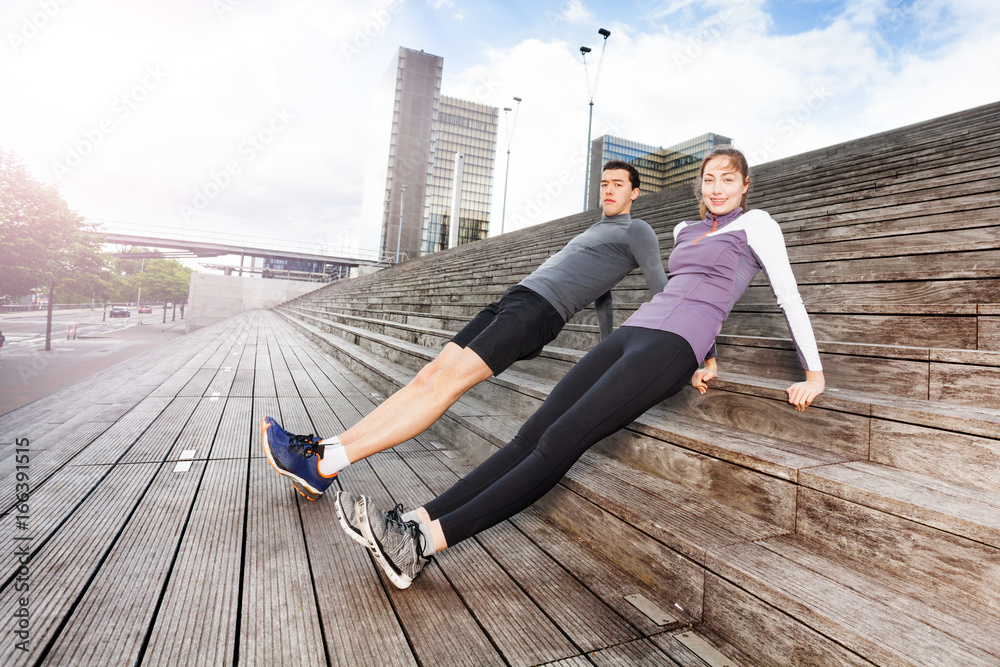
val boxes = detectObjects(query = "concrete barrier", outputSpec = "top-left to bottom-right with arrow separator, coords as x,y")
185,273 -> 324,332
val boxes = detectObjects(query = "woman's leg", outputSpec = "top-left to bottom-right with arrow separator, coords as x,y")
421,326 -> 632,520
436,329 -> 696,548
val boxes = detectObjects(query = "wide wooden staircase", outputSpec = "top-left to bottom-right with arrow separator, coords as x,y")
275,101 -> 1000,665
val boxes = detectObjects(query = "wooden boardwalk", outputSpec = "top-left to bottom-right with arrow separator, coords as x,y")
0,310 -> 728,667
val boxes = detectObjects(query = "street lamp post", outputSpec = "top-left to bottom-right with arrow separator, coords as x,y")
581,27 -> 611,211
395,184 -> 407,263
500,96 -> 522,235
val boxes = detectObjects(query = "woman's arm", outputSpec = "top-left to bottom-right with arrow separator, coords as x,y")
744,211 -> 825,410
786,369 -> 825,411
691,355 -> 717,394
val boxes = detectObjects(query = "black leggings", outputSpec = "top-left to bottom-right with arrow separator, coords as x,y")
424,326 -> 698,546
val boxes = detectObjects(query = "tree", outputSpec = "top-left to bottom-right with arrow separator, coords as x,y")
137,258 -> 194,304
0,149 -> 110,348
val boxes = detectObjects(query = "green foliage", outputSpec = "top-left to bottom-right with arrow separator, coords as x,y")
137,258 -> 194,303
0,148 -> 110,302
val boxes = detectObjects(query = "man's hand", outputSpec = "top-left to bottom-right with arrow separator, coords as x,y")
691,358 -> 717,395
786,370 -> 825,411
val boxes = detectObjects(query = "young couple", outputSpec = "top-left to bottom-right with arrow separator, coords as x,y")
262,151 -> 824,589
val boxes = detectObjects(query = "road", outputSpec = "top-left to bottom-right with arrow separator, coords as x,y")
0,308 -> 187,416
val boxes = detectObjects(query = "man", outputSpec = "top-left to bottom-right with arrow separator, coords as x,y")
262,160 -> 667,499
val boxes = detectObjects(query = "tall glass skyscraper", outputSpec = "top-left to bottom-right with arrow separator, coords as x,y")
421,96 -> 498,254
587,132 -> 733,209
380,48 -> 498,261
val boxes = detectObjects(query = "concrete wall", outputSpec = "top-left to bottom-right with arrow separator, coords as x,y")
185,273 -> 324,332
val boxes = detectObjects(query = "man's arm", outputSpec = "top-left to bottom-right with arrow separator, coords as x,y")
595,291 -> 613,340
631,221 -> 667,297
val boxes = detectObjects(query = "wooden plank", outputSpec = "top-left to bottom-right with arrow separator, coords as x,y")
706,540 -> 996,665
474,521 -> 643,652
869,419 -> 1000,492
178,367 -> 220,397
793,489 -> 1000,613
43,460 -> 203,665
721,311 -> 979,349
698,571 -> 873,667
929,362 -> 1000,409
209,396 -> 253,460
336,460 -> 506,666
297,490 -> 417,667
142,458 -> 247,667
374,452 -> 582,666
800,462 -> 1000,550
239,458 -> 325,666
403,442 -> 646,653
0,463 -> 158,666
69,396 -> 173,467
0,464 -> 108,584
561,455 -> 786,564
122,397 -> 202,464
760,534 -> 1000,661
511,488 -> 705,630
715,341 -> 932,400
167,396 -> 227,461
587,638 -> 682,666
251,397 -> 281,460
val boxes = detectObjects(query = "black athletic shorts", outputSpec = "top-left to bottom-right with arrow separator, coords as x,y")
451,286 -> 566,376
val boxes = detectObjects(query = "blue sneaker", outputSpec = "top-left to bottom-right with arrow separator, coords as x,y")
260,416 -> 337,500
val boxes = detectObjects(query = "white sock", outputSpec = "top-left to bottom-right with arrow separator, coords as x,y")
317,438 -> 350,476
401,510 -> 422,524
416,521 -> 436,557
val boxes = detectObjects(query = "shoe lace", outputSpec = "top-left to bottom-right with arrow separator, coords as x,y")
288,433 -> 324,458
384,504 -> 428,560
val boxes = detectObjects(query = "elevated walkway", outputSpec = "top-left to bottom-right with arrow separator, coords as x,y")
1,100 -> 998,665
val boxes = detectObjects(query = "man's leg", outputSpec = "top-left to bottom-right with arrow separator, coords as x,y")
336,341 -> 465,447
339,346 -> 493,463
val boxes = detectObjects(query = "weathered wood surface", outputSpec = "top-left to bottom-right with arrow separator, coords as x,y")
1,311 -> 736,666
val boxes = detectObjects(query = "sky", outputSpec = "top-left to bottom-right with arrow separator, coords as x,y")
1,0 -> 998,268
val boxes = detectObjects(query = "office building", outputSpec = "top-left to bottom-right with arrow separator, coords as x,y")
380,48 -> 498,261
588,132 -> 733,209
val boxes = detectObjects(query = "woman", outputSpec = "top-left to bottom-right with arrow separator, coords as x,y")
338,147 -> 825,589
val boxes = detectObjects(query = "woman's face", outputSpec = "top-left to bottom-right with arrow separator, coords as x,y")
701,157 -> 748,216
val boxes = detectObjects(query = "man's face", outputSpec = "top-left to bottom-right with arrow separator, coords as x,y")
600,169 -> 639,217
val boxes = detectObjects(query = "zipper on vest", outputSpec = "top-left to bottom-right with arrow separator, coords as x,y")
693,213 -> 718,245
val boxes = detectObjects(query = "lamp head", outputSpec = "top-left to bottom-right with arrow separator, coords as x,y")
580,46 -> 591,54
513,96 -> 522,102
598,28 -> 610,38
503,107 -> 512,111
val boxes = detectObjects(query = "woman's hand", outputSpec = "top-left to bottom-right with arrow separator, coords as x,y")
786,370 -> 825,411
691,358 -> 717,395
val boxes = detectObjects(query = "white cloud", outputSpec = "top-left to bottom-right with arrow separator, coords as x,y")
446,0 -> 1000,232
1,0 -> 997,262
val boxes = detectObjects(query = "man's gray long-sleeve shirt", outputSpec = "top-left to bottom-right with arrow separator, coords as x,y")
518,213 -> 667,339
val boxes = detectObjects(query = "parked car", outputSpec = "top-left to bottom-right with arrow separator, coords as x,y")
165,302 -> 173,309
138,305 -> 152,314
110,306 -> 130,318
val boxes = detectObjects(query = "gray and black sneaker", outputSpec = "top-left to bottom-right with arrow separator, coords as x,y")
334,491 -> 367,547
358,496 -> 430,589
